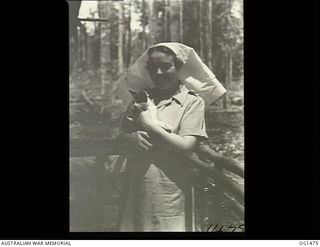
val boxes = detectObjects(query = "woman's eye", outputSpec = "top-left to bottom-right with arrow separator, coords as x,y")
146,63 -> 173,72
146,64 -> 157,72
160,63 -> 173,71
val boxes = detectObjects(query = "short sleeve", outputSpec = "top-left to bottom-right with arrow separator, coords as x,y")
177,96 -> 208,139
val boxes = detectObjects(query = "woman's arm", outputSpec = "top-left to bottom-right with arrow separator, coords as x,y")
136,97 -> 207,154
118,131 -> 153,151
136,109 -> 197,153
145,123 -> 197,153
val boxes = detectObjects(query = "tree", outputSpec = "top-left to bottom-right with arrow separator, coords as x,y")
125,0 -> 132,68
199,0 -> 204,59
98,1 -> 111,96
206,0 -> 213,69
169,0 -> 181,42
182,0 -> 200,53
118,1 -> 125,74
211,0 -> 243,108
164,0 -> 171,41
179,0 -> 183,42
147,0 -> 156,45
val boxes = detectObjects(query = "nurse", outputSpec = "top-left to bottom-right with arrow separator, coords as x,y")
118,43 -> 226,231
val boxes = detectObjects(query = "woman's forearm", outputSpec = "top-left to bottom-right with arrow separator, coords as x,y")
145,124 -> 197,153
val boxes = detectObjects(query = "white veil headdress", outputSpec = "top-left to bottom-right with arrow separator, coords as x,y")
126,42 -> 227,105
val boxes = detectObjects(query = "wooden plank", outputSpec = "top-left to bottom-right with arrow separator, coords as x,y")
69,138 -> 244,204
187,154 -> 244,204
198,143 -> 244,178
207,181 -> 244,219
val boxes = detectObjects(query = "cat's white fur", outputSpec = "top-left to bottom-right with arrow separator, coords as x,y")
129,91 -> 173,133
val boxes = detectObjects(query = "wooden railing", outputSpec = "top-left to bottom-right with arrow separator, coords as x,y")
70,138 -> 244,232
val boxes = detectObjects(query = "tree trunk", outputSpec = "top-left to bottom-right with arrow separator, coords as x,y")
228,51 -> 233,90
223,50 -> 233,109
211,0 -> 217,72
207,0 -> 213,70
194,1 -> 200,53
87,35 -> 93,70
118,2 -> 124,74
164,0 -> 171,41
68,0 -> 81,43
179,0 -> 183,43
82,24 -> 88,70
125,0 -> 132,68
147,0 -> 156,45
199,0 -> 204,59
99,1 -> 111,97
77,24 -> 82,70
141,0 -> 147,50
170,1 -> 180,42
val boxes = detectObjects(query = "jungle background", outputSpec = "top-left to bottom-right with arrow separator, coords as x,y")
69,0 -> 244,232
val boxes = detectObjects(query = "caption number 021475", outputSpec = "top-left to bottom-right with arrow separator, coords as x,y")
299,241 -> 319,246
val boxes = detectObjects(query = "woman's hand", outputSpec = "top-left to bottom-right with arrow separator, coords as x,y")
144,124 -> 198,153
136,109 -> 157,129
126,131 -> 153,151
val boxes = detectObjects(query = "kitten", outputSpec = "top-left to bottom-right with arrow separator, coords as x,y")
128,90 -> 173,133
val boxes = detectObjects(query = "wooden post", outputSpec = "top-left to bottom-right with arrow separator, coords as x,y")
191,185 -> 196,232
201,176 -> 210,232
92,155 -> 108,230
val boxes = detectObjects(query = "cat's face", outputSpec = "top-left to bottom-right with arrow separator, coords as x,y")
129,90 -> 149,103
127,90 -> 150,120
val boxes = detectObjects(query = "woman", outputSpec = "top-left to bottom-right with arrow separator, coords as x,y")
118,43 -> 226,231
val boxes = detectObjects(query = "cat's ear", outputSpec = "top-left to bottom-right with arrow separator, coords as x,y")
128,90 -> 136,96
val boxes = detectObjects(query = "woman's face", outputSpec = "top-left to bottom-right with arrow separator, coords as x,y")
147,51 -> 179,90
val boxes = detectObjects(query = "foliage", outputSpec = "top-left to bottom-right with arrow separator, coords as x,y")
212,0 -> 243,52
73,0 -> 243,83
70,70 -> 126,139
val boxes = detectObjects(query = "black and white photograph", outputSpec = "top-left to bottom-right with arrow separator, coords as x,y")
69,0 -> 244,232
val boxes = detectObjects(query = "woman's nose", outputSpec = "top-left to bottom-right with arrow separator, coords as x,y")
156,67 -> 163,74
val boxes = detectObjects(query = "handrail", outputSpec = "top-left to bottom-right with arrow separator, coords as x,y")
198,143 -> 244,178
206,180 -> 244,218
70,138 -> 244,224
70,138 -> 243,198
70,138 -> 244,177
187,153 -> 244,204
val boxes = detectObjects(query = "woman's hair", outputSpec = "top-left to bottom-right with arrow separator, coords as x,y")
147,46 -> 184,70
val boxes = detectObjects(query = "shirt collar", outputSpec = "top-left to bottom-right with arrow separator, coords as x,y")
172,85 -> 189,106
149,84 -> 189,107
